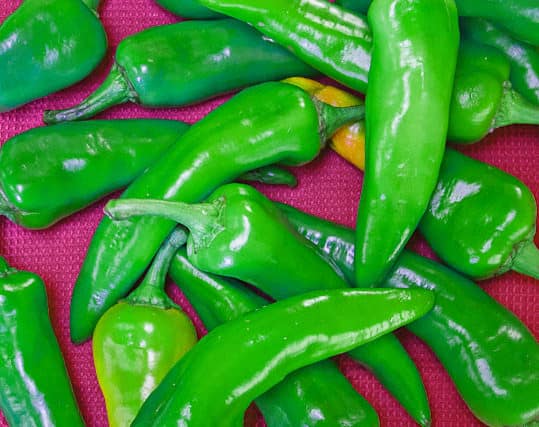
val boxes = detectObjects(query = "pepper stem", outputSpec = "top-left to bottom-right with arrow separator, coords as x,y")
493,84 -> 539,129
105,198 -> 225,250
315,100 -> 366,143
126,227 -> 189,308
0,192 -> 17,224
0,256 -> 12,276
512,239 -> 539,280
43,64 -> 135,124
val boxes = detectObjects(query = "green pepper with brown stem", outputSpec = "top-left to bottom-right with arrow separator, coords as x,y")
170,245 -> 380,427
277,203 -> 539,427
105,182 -> 432,426
93,228 -> 197,427
132,287 -> 434,427
69,81 -> 363,343
0,257 -> 84,426
0,0 -> 107,112
44,19 -> 318,123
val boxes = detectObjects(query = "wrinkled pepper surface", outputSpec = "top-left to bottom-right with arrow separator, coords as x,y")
93,228 -> 197,427
132,288 -> 434,426
0,257 -> 84,426
170,246 -> 380,427
70,81 -> 363,343
44,19 -> 317,123
0,0 -> 107,112
278,203 -> 539,427
355,0 -> 459,287
106,182 -> 431,426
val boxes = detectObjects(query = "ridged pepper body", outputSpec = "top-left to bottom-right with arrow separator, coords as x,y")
355,0 -> 459,287
0,257 -> 84,426
0,0 -> 107,111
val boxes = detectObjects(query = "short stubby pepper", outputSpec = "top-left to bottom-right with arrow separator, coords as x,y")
132,287 -> 435,427
0,119 -> 189,229
355,0 -> 459,287
93,229 -> 197,427
461,17 -> 539,106
169,246 -> 380,427
154,0 -> 223,19
277,203 -> 539,427
44,19 -> 318,123
419,148 -> 539,280
69,81 -> 363,343
0,257 -> 84,426
105,182 -> 432,427
0,0 -> 107,112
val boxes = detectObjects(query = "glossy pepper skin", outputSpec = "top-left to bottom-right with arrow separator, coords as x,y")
132,288 -> 434,427
419,148 -> 539,280
0,257 -> 84,427
0,0 -> 107,112
0,119 -> 189,229
69,81 -> 362,343
355,0 -> 459,287
197,0 -> 372,93
106,182 -> 431,426
44,19 -> 318,123
277,203 -> 539,427
154,0 -> 223,19
93,229 -> 197,427
461,17 -> 539,106
170,247 -> 380,427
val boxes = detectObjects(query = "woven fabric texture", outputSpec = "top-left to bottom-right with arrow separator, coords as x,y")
0,1 -> 537,426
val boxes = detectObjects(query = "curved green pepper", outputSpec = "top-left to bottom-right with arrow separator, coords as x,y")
69,81 -> 362,343
170,246 -> 380,427
106,182 -> 431,426
0,257 -> 84,426
93,228 -> 197,427
419,148 -> 539,280
461,17 -> 539,106
277,203 -> 539,426
44,19 -> 318,123
154,0 -> 223,19
0,0 -> 107,112
132,287 -> 434,427
335,0 -> 370,14
355,0 -> 458,287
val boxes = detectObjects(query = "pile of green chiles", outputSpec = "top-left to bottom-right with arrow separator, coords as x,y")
0,0 -> 538,426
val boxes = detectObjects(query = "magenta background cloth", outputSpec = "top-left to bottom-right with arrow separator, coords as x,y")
0,1 -> 537,426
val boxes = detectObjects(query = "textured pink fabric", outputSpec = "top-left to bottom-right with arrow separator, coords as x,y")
0,1 -> 537,426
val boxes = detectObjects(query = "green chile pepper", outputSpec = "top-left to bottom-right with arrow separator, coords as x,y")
170,246 -> 380,427
69,81 -> 363,343
461,17 -> 539,106
106,182 -> 431,426
154,0 -> 223,19
335,0 -> 370,14
419,148 -> 539,280
132,287 -> 434,427
278,203 -> 539,427
355,0 -> 459,287
0,257 -> 84,426
44,19 -> 318,123
93,228 -> 197,427
0,0 -> 107,112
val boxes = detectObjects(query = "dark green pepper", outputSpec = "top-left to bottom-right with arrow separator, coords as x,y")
0,0 -> 107,112
44,19 -> 318,123
461,17 -> 539,106
69,81 -> 363,343
0,257 -> 84,426
335,0 -> 370,14
93,228 -> 197,427
170,246 -> 380,427
419,148 -> 539,280
154,0 -> 223,19
132,287 -> 434,427
105,182 -> 431,426
355,0 -> 459,287
277,203 -> 539,427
